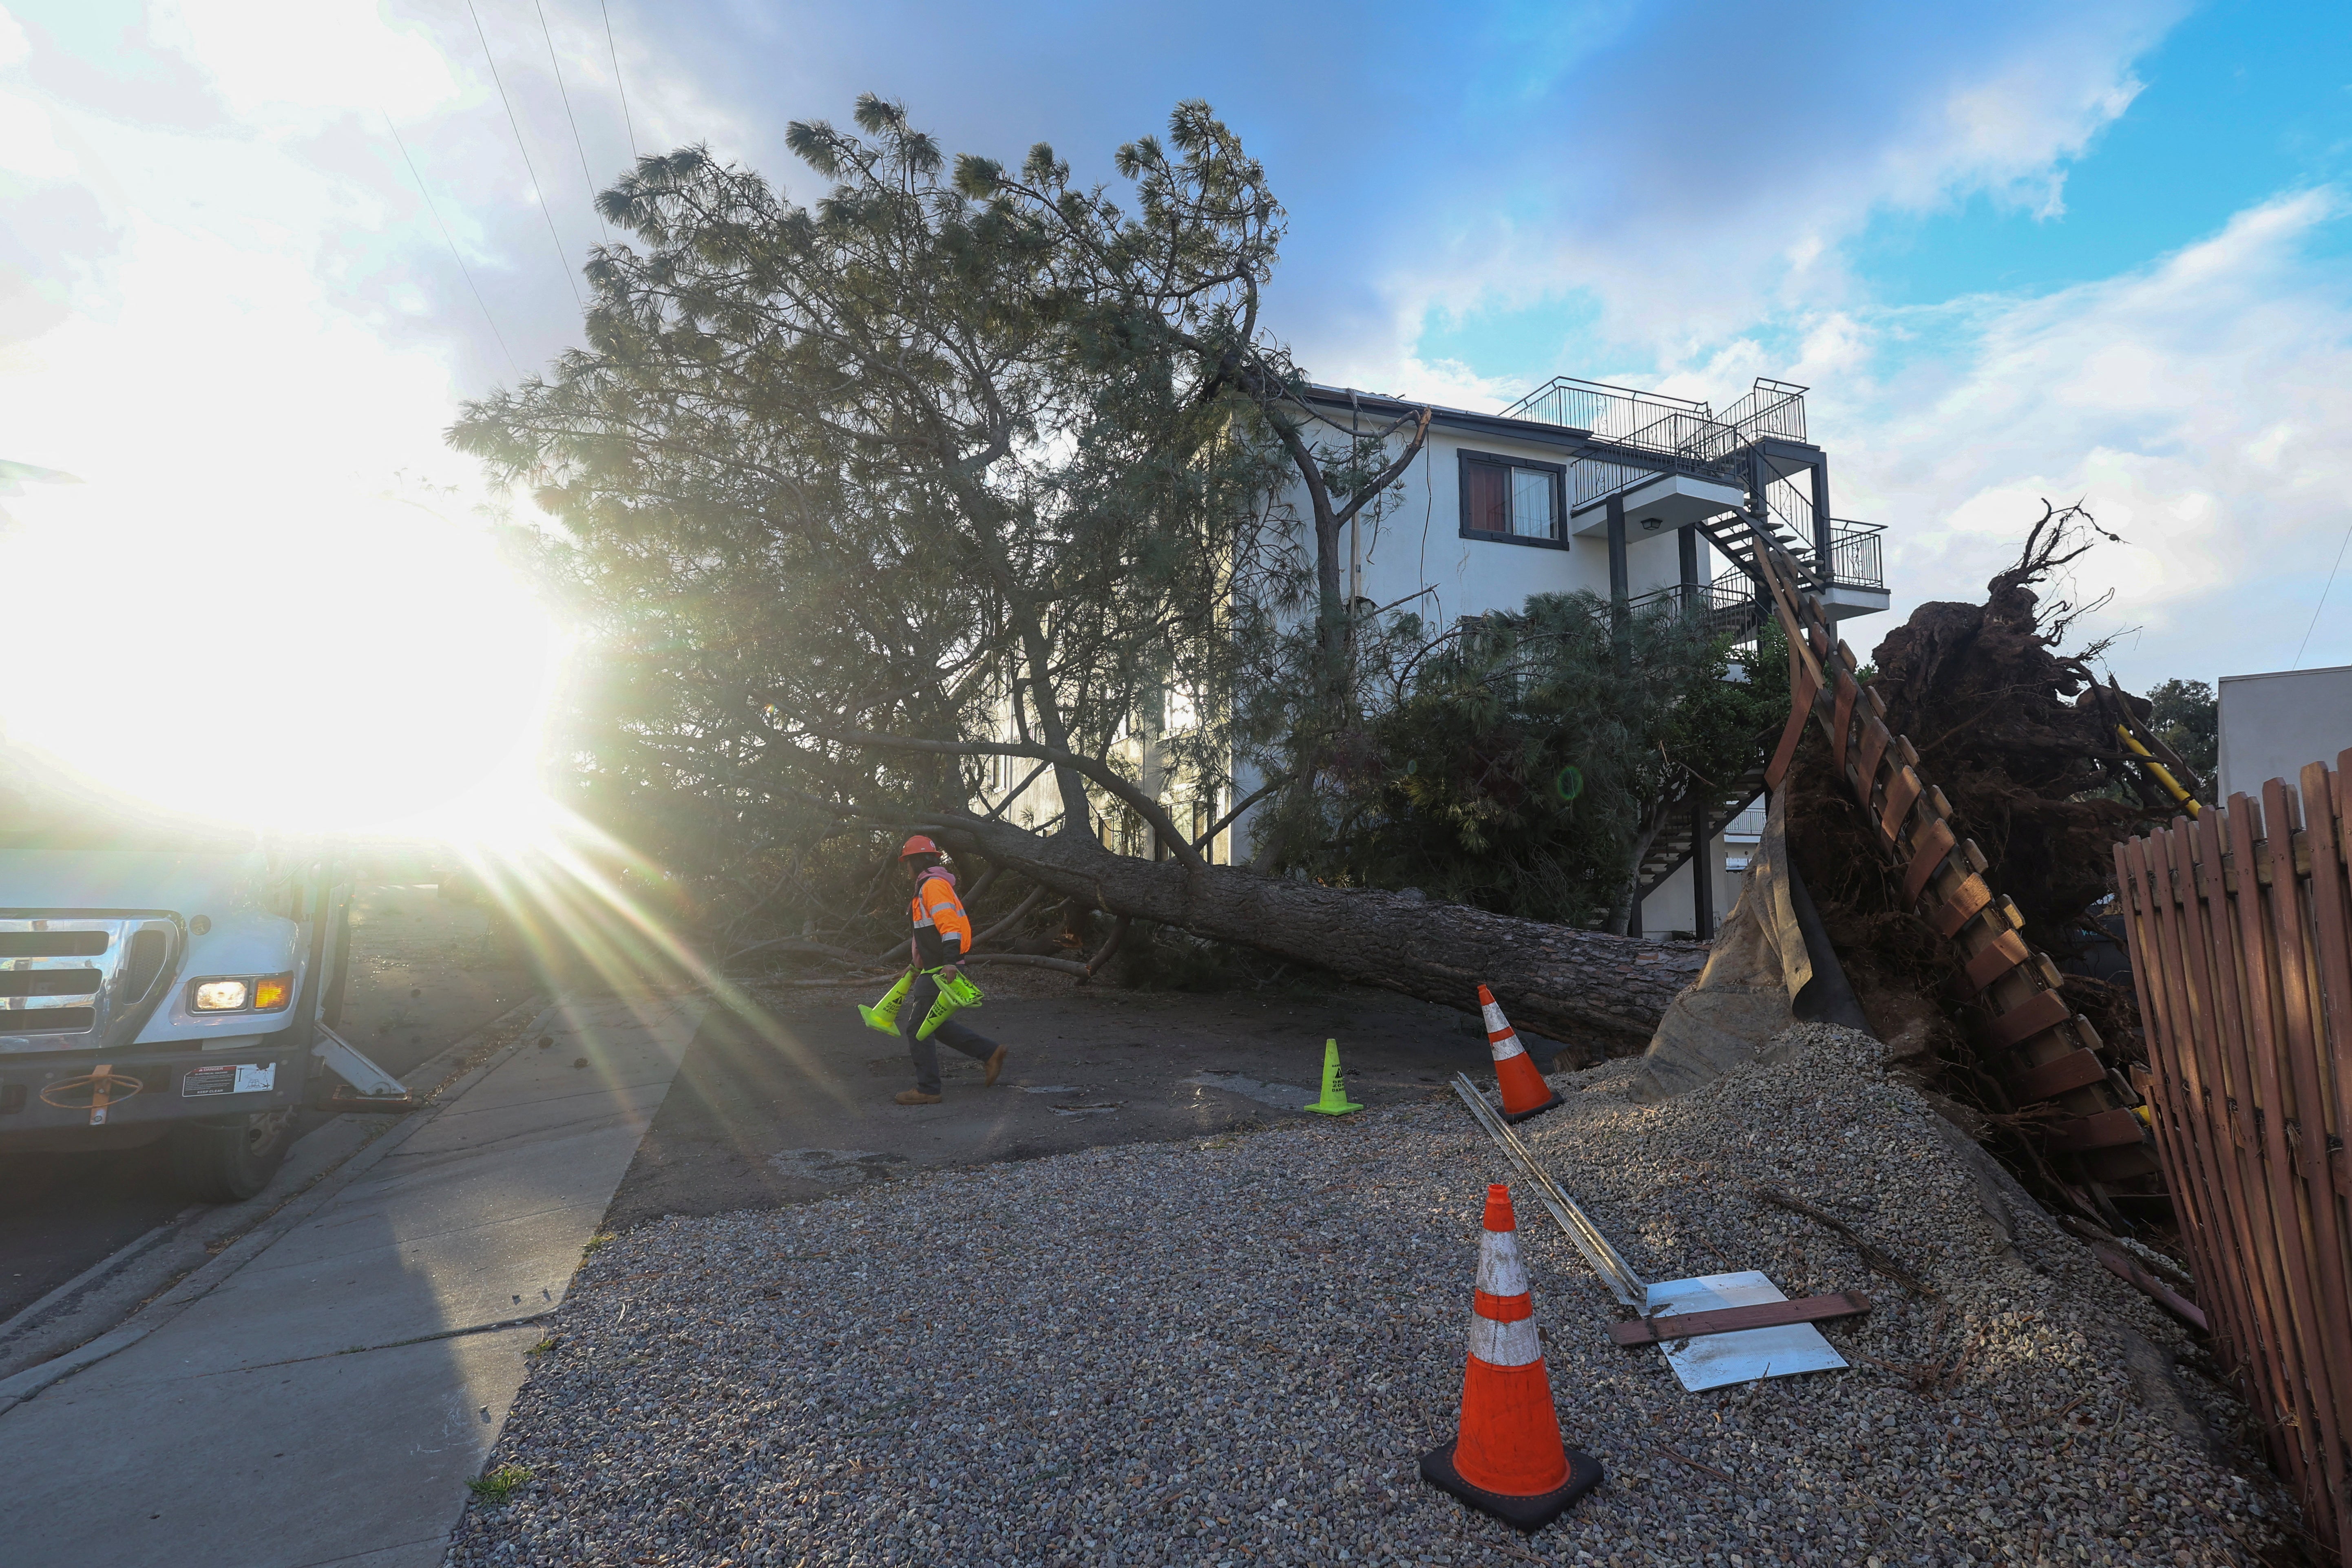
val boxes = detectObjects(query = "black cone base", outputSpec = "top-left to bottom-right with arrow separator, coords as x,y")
1503,1092 -> 1562,1125
1418,1439 -> 1603,1533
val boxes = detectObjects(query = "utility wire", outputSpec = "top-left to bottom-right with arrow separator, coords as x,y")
383,111 -> 522,379
533,0 -> 610,241
601,0 -> 639,162
2292,512 -> 2352,669
465,0 -> 584,311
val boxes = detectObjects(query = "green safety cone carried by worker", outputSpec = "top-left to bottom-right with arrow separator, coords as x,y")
1304,1038 -> 1362,1115
859,972 -> 912,1034
914,970 -> 986,1040
860,969 -> 984,1038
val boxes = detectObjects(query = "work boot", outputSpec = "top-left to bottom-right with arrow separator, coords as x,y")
895,1089 -> 942,1106
984,1044 -> 1008,1087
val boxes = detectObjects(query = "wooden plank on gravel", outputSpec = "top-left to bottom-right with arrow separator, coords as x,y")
1610,1292 -> 1871,1347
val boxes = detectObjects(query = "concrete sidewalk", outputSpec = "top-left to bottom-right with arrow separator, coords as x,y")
0,991 -> 703,1568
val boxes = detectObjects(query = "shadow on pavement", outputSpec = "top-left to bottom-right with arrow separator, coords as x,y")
607,978 -> 1569,1229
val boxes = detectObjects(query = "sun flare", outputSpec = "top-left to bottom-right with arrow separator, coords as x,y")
0,480 -> 561,846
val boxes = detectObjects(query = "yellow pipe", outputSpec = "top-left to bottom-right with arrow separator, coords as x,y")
2117,725 -> 2199,817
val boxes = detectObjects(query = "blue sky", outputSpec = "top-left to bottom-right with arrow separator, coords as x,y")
4,0 -> 2350,707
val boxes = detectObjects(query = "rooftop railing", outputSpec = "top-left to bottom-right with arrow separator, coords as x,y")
1499,375 -> 1713,446
1716,377 -> 1808,444
1505,375 -> 1808,458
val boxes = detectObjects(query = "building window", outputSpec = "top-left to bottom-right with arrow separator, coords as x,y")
1459,451 -> 1567,548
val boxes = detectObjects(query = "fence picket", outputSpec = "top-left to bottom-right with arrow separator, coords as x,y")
2139,828 -> 2268,1418
2194,805 -> 2334,1517
2119,767 -> 2352,1560
2163,818 -> 2307,1476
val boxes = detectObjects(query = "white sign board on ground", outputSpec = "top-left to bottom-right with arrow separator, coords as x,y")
2218,665 -> 2352,801
1647,1270 -> 1849,1392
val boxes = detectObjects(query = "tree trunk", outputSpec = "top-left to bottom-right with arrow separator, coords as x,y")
932,814 -> 1705,1062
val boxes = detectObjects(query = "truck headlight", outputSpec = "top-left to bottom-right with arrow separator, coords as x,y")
252,974 -> 294,1011
193,979 -> 250,1011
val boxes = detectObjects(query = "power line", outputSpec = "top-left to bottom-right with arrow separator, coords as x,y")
2292,513 -> 2352,669
601,0 -> 639,163
382,111 -> 523,379
465,0 -> 584,311
533,0 -> 610,241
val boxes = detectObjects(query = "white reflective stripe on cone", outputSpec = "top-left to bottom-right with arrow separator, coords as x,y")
1488,1031 -> 1527,1062
1468,1312 -> 1543,1368
1481,998 -> 1511,1032
1476,1227 -> 1530,1298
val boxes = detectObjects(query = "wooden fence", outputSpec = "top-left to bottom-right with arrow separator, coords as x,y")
2115,753 -> 2352,1563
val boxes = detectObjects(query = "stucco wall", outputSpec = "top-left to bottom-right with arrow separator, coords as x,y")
1224,422 -> 1711,867
1334,426 -> 1693,629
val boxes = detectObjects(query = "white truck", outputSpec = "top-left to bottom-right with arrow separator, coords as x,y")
1,754 -> 411,1200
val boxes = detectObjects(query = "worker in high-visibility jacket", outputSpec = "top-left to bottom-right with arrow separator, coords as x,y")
892,835 -> 1008,1105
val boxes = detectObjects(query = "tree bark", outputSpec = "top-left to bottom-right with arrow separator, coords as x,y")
923,812 -> 1705,1062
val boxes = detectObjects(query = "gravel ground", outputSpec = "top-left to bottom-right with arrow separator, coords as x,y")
448,1022 -> 2294,1567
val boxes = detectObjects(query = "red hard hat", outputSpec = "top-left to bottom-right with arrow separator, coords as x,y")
898,834 -> 942,860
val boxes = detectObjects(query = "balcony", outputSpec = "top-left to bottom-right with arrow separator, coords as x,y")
1503,370 -> 1888,622
1827,520 -> 1883,591
1626,517 -> 1887,641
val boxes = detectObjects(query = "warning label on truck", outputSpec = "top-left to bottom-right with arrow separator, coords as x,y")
183,1062 -> 277,1097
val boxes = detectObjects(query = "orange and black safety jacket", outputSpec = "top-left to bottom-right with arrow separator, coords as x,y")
909,868 -> 974,970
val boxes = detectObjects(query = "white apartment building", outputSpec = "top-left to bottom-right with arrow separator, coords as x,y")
986,373 -> 1891,939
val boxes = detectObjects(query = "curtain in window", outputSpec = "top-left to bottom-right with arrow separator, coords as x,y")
1465,462 -> 1509,533
1510,467 -> 1556,539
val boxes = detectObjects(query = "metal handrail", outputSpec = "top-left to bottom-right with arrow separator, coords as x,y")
1512,376 -> 1874,587
1717,377 -> 1809,443
1625,574 -> 1766,640
1500,375 -> 1711,441
1829,520 -> 1883,590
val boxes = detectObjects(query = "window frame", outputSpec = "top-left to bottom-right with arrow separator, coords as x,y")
1456,448 -> 1570,550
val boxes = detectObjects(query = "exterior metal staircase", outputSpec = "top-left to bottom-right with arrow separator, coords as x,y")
1497,371 -> 1886,927
1508,374 -> 1885,604
1635,755 -> 1770,906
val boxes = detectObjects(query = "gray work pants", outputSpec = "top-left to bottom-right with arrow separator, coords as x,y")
900,971 -> 996,1095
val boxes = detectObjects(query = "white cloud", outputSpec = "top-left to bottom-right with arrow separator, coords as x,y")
1883,54 -> 2144,221
151,0 -> 459,124
1365,353 -> 1527,414
1339,2 -> 2179,378
1819,190 -> 2352,685
0,84 -> 76,179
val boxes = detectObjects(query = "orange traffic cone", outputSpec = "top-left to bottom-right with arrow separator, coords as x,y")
1420,1184 -> 1603,1531
1479,985 -> 1561,1123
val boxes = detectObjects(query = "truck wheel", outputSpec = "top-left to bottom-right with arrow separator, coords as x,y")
168,1109 -> 295,1202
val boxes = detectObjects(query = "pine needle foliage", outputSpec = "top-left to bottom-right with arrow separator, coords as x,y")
1276,595 -> 1785,928
450,97 -> 1303,937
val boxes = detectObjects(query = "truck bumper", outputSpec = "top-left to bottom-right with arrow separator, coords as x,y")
0,1042 -> 309,1141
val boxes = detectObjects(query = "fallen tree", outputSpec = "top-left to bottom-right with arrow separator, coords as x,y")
917,809 -> 1707,1058
453,97 -> 1699,1051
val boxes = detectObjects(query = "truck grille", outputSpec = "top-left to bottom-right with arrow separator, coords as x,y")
0,932 -> 110,957
12,1007 -> 96,1034
0,970 -> 102,997
0,915 -> 182,1053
